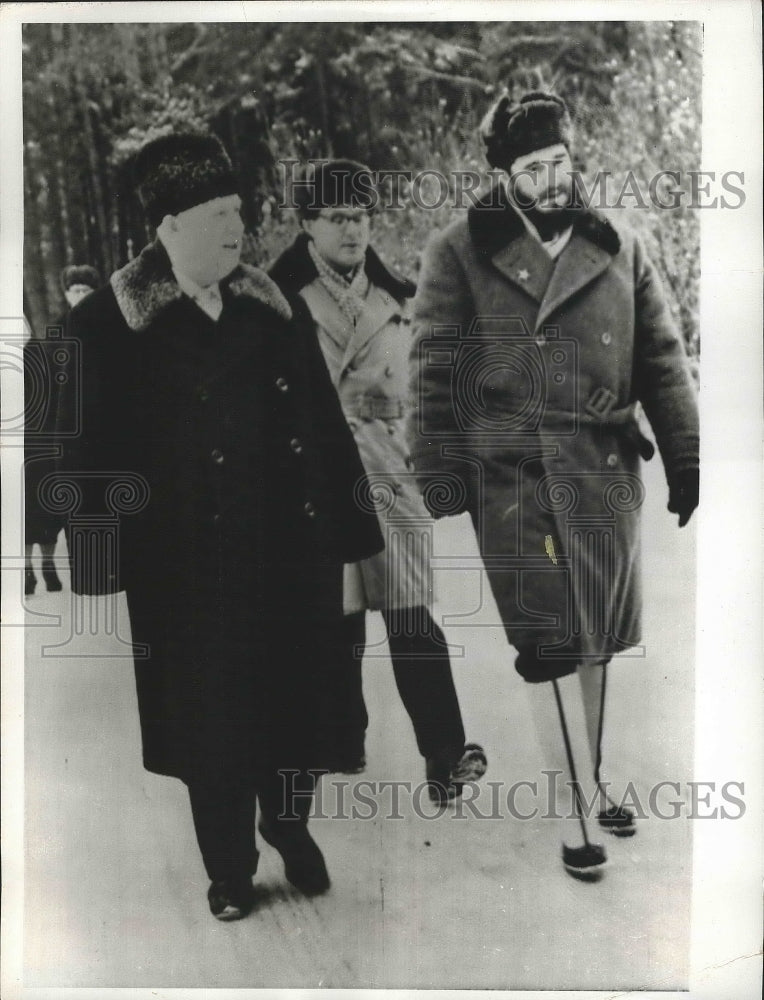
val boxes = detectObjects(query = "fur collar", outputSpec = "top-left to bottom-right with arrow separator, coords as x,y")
111,240 -> 292,332
468,182 -> 621,260
268,231 -> 416,303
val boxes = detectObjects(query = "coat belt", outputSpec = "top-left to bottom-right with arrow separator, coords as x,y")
344,394 -> 406,420
543,401 -> 656,461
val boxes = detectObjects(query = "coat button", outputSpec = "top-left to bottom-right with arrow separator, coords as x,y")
211,449 -> 224,465
198,387 -> 209,402
348,419 -> 359,433
387,423 -> 396,435
304,501 -> 316,518
275,377 -> 289,392
606,453 -> 618,467
601,331 -> 612,345
384,364 -> 394,377
212,513 -> 222,525
290,437 -> 303,454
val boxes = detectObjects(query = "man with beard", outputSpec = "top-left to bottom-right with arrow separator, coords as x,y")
408,92 -> 699,879
55,132 -> 383,919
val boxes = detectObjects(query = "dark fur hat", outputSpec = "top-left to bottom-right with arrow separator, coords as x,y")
294,159 -> 377,219
60,264 -> 100,293
133,132 -> 238,227
480,91 -> 572,170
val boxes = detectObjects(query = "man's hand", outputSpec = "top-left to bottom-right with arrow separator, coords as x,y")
667,468 -> 699,527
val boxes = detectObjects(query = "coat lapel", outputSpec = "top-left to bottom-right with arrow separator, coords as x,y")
343,285 -> 399,367
302,280 -> 399,371
468,184 -> 622,331
535,233 -> 613,329
490,233 -> 556,303
300,282 -> 353,355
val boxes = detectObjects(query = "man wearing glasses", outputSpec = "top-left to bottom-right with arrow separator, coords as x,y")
270,160 -> 487,804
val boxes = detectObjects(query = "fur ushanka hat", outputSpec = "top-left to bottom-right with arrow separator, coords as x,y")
132,131 -> 238,226
60,264 -> 100,293
480,91 -> 572,171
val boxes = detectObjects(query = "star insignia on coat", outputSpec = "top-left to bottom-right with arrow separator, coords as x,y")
517,268 -> 530,282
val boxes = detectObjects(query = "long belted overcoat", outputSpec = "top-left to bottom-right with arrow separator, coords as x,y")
55,240 -> 383,783
407,185 -> 699,662
270,232 -> 432,611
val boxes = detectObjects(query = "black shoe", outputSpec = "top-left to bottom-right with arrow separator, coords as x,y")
598,803 -> 637,837
562,842 -> 608,881
42,565 -> 63,592
426,743 -> 488,804
258,821 -> 330,896
426,750 -> 460,804
207,878 -> 255,921
25,569 -> 37,596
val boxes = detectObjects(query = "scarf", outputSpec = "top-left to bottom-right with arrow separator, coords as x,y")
308,239 -> 370,325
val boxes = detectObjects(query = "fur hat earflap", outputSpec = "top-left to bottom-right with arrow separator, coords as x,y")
481,90 -> 572,170
60,264 -> 100,293
133,131 -> 238,227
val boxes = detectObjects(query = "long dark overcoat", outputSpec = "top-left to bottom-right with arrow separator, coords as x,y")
25,330 -> 66,545
56,240 -> 383,784
270,233 -> 433,611
407,186 -> 699,663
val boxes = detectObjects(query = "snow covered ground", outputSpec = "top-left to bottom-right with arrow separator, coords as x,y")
22,457 -> 695,990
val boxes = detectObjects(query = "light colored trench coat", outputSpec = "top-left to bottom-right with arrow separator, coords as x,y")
407,186 -> 699,661
300,276 -> 434,612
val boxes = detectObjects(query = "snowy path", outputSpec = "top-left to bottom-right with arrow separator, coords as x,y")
23,456 -> 695,990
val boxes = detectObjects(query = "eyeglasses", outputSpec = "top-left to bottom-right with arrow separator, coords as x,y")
316,211 -> 371,229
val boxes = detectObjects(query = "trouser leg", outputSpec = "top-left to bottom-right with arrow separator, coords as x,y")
41,541 -> 62,590
257,768 -> 317,832
382,606 -> 465,760
187,776 -> 259,882
319,611 -> 368,763
24,544 -> 36,594
577,659 -> 610,809
516,646 -> 601,847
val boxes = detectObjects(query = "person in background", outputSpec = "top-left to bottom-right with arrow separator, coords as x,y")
24,265 -> 100,595
269,160 -> 487,804
408,91 -> 699,878
55,133 -> 383,920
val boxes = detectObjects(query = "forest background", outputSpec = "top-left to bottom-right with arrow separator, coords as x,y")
22,20 -> 701,355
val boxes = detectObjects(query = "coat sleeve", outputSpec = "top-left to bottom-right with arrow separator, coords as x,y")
632,236 -> 699,486
291,295 -> 384,563
406,227 -> 479,517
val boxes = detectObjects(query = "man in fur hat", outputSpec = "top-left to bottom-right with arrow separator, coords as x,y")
408,92 -> 699,880
55,132 -> 383,920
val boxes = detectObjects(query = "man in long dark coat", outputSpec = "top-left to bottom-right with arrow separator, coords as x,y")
407,92 -> 699,880
24,265 -> 100,595
55,133 -> 383,920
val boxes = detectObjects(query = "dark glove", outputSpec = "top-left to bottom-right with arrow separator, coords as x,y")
667,468 -> 699,527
